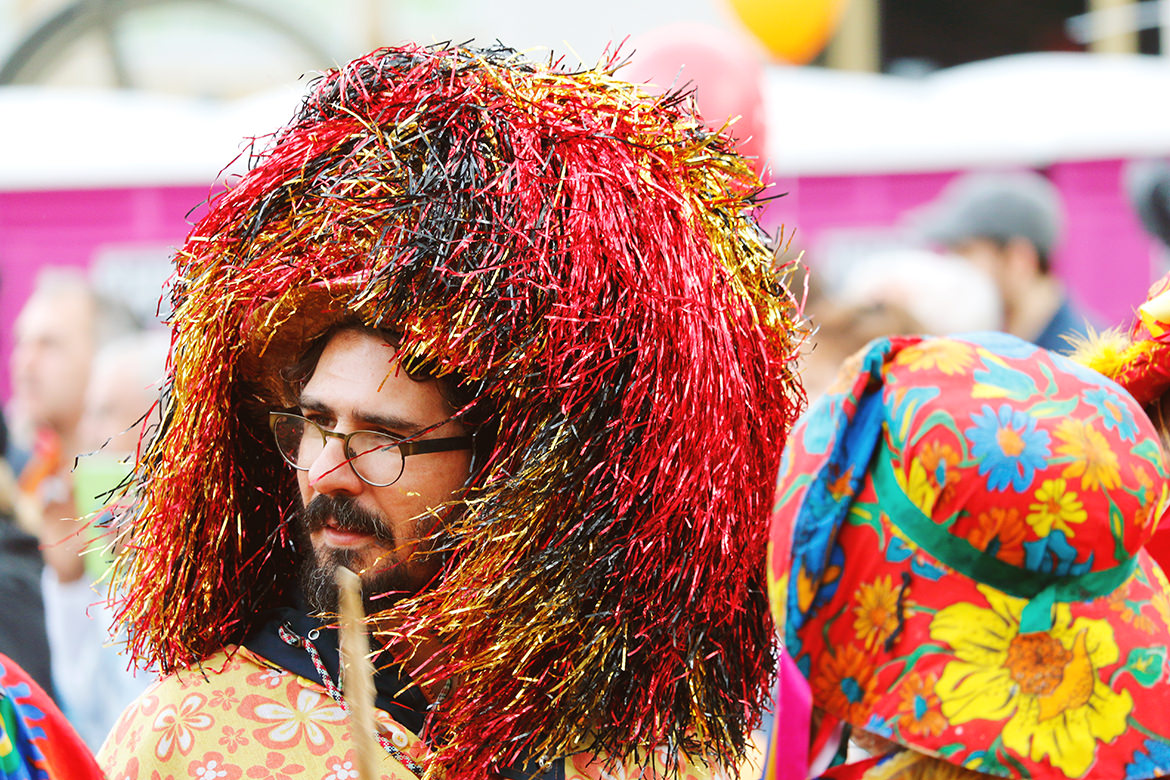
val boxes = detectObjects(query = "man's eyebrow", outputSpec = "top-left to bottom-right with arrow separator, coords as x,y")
297,396 -> 428,435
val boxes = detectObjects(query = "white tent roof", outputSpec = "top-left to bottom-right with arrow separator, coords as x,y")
0,84 -> 302,191
3,51 -> 1170,190
764,52 -> 1170,175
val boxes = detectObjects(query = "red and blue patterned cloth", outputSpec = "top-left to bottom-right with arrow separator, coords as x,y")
0,652 -> 101,779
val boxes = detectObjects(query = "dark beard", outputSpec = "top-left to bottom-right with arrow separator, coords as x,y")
294,494 -> 427,615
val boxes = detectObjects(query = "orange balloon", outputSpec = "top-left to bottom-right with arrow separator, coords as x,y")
726,0 -> 850,64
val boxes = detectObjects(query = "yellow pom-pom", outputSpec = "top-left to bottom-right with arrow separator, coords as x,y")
1068,328 -> 1134,381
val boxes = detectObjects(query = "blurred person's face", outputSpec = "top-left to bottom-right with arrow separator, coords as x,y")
951,237 -> 1041,314
11,289 -> 96,437
952,238 -> 1010,295
81,352 -> 156,457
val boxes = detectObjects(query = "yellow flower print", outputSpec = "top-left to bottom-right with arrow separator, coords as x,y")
1130,463 -> 1164,536
1055,419 -> 1120,492
930,586 -> 1131,777
1106,588 -> 1156,634
1026,479 -> 1087,537
854,575 -> 902,650
767,566 -> 788,629
894,340 -> 975,376
895,459 -> 939,517
919,442 -> 960,504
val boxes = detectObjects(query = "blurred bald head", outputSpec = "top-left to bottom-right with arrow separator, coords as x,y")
11,268 -> 139,443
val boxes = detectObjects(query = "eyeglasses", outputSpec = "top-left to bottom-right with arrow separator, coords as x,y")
269,412 -> 473,487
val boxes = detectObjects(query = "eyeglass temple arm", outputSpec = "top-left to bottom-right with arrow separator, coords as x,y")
397,435 -> 474,457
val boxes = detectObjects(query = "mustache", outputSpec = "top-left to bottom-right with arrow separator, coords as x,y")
298,494 -> 397,546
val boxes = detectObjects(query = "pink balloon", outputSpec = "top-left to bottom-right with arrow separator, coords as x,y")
626,23 -> 770,178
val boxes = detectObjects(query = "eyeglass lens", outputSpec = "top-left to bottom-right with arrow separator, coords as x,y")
271,414 -> 405,486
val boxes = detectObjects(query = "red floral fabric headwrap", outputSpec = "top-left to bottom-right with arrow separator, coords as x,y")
770,333 -> 1170,779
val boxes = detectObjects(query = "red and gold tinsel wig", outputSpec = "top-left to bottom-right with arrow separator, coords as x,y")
1075,271 -> 1170,408
109,43 -> 806,778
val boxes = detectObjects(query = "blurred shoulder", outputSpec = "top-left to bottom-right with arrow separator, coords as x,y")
97,646 -> 291,777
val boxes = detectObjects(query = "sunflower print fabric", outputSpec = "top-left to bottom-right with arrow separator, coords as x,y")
768,332 -> 1170,780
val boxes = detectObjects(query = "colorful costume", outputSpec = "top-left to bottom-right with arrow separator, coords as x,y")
0,653 -> 102,780
97,43 -> 805,780
99,638 -> 731,780
767,332 -> 1170,779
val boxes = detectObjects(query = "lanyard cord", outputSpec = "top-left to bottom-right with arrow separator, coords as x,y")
278,622 -> 427,778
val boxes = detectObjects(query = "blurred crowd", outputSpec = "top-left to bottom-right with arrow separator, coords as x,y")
802,168 -> 1103,400
6,163 -> 1169,779
1,267 -> 166,751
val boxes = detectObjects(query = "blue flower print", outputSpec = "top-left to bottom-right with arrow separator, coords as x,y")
1023,529 -> 1093,576
0,663 -> 47,742
1084,387 -> 1139,442
777,447 -> 793,484
886,536 -> 946,580
0,692 -> 49,780
885,386 -> 941,442
886,534 -> 914,564
801,398 -> 839,455
864,713 -> 895,739
964,331 -> 1040,359
972,356 -> 1039,401
1127,738 -> 1170,779
966,404 -> 1051,492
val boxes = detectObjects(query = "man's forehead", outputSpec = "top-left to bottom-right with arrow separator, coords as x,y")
17,295 -> 93,341
299,329 -> 454,421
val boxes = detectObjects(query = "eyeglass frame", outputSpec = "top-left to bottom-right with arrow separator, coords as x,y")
268,411 -> 474,487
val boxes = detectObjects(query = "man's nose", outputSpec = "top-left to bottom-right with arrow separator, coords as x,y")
305,436 -> 364,495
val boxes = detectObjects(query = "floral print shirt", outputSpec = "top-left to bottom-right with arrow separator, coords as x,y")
98,647 -> 756,780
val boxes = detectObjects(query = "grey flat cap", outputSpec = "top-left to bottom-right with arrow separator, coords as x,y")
1124,159 -> 1170,248
915,170 -> 1064,256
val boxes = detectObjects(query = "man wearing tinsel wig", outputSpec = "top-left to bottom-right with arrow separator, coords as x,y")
96,43 -> 805,780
